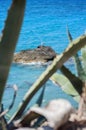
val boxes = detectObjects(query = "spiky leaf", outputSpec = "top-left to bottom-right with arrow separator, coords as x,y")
50,73 -> 79,102
35,84 -> 46,107
60,65 -> 83,95
67,26 -> 85,80
0,0 -> 26,103
81,46 -> 86,78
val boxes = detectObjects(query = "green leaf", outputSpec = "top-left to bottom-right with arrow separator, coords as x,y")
60,65 -> 83,95
73,95 -> 80,102
67,26 -> 85,81
35,84 -> 46,107
0,0 -> 26,103
66,25 -> 73,42
81,46 -> 86,77
50,73 -> 79,99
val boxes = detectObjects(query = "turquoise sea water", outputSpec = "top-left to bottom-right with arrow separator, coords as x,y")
0,0 -> 86,115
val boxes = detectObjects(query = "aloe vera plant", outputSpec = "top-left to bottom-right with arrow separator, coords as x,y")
9,34 -> 86,122
0,0 -> 86,129
67,26 -> 86,81
50,28 -> 86,102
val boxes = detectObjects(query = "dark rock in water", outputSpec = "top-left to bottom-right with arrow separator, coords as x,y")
13,46 -> 56,64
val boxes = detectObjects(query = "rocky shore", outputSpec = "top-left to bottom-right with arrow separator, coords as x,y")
13,46 -> 56,64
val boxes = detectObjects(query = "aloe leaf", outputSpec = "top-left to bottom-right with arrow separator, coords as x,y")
10,35 -> 86,121
0,0 -> 26,103
73,95 -> 80,102
0,118 -> 7,130
35,84 -> 46,107
0,105 -> 7,130
81,46 -> 86,76
60,65 -> 83,94
66,25 -> 73,42
67,26 -> 85,81
50,73 -> 79,97
74,53 -> 86,81
50,73 -> 80,103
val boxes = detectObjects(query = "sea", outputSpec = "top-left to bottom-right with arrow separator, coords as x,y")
0,0 -> 86,116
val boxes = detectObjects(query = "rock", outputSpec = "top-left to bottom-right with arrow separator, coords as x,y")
13,46 -> 56,64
